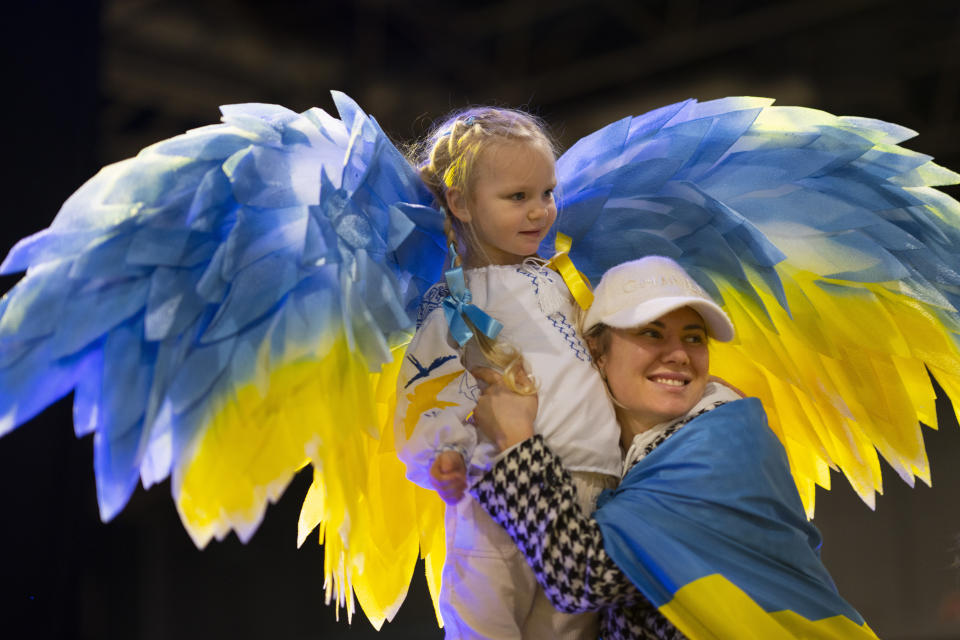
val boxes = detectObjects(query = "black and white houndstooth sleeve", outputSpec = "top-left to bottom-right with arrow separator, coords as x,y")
470,435 -> 639,613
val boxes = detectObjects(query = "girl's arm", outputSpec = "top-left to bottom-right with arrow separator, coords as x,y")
394,306 -> 477,492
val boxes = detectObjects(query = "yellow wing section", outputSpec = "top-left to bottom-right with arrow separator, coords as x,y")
709,267 -> 960,516
175,338 -> 446,628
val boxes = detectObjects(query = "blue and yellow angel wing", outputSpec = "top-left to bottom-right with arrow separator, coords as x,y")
0,92 -> 448,627
552,97 -> 960,514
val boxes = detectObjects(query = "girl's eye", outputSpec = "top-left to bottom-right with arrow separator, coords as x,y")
635,328 -> 661,339
684,333 -> 706,344
510,192 -> 526,201
544,188 -> 554,199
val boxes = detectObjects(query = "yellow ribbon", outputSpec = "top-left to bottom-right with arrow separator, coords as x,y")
546,233 -> 594,310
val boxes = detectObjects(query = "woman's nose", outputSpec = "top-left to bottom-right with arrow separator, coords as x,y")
661,339 -> 691,364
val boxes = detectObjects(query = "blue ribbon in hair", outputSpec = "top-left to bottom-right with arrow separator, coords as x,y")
441,265 -> 503,346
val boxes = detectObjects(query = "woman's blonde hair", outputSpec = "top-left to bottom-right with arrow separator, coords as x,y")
410,106 -> 557,394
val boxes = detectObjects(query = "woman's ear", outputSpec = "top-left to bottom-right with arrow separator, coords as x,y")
446,187 -> 472,223
585,334 -> 605,369
596,358 -> 607,380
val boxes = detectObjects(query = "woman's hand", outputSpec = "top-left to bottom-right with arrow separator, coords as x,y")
471,366 -> 538,451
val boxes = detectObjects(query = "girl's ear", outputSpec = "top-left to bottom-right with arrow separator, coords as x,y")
446,188 -> 472,223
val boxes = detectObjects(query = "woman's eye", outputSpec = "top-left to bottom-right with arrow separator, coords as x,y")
636,328 -> 661,339
684,334 -> 706,344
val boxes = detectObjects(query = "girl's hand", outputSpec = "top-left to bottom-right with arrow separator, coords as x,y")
471,366 -> 538,451
430,450 -> 467,504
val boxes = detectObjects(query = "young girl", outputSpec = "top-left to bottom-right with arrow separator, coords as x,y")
394,107 -> 622,638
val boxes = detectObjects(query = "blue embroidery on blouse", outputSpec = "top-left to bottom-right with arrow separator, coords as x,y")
515,265 -> 541,295
460,370 -> 480,402
417,282 -> 451,328
549,311 -> 590,362
404,353 -> 458,388
516,266 -> 590,362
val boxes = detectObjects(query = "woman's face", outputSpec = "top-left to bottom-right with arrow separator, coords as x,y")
596,307 -> 710,431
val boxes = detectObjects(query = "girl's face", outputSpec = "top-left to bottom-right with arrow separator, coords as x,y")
447,140 -> 557,266
596,307 -> 710,432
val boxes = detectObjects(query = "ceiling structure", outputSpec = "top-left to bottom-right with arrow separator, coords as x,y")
99,0 -> 960,171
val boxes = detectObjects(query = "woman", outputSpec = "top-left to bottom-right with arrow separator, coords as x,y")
469,256 -> 877,639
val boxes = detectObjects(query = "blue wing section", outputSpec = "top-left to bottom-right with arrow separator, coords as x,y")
0,92 -> 445,523
552,97 -> 960,316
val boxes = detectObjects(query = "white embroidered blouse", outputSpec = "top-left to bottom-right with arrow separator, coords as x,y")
394,263 -> 622,488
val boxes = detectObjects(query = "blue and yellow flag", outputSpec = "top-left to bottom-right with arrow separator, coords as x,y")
595,399 -> 878,639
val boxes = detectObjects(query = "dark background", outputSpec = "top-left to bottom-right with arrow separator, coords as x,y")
2,1 -> 959,638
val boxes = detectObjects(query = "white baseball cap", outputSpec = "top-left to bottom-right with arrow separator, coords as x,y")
583,256 -> 735,342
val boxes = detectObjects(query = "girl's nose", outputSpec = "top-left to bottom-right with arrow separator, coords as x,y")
528,205 -> 548,220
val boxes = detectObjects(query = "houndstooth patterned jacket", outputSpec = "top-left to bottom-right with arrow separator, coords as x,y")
471,434 -> 687,639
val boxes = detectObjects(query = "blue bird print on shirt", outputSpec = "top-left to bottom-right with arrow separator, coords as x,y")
404,354 -> 458,388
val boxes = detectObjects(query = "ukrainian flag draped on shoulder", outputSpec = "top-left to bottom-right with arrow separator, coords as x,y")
594,399 -> 878,639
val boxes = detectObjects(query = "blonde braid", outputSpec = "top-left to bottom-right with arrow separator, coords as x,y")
418,149 -> 463,268
442,213 -> 462,268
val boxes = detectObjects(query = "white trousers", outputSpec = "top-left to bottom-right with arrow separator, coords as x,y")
440,471 -> 616,639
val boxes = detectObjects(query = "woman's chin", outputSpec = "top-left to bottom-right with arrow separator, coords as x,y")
625,385 -> 703,427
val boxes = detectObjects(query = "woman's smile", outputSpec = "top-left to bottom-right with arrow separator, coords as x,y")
648,373 -> 690,387
598,307 -> 709,434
